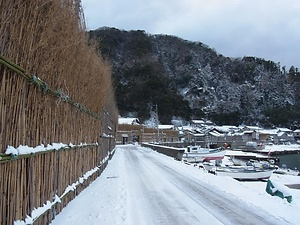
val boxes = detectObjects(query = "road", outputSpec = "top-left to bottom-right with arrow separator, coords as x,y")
51,145 -> 291,225
121,145 -> 288,225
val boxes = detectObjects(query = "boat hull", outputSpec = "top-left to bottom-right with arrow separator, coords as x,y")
215,167 -> 276,180
183,150 -> 226,163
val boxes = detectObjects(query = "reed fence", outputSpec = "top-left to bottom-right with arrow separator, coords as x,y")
0,0 -> 118,224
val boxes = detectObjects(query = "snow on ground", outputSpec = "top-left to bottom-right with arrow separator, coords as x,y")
263,143 -> 300,153
51,145 -> 300,225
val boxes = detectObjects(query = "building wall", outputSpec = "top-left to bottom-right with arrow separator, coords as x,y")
116,124 -> 179,144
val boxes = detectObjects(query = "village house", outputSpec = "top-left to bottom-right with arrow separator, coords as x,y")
275,128 -> 294,144
294,129 -> 300,140
178,126 -> 194,143
242,130 -> 259,142
257,128 -> 295,144
179,123 -> 296,148
117,117 -> 298,147
158,125 -> 180,143
191,119 -> 214,128
258,129 -> 275,142
116,117 -> 142,144
116,117 -> 179,144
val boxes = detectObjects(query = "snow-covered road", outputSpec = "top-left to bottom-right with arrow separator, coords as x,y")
122,145 -> 287,225
51,145 -> 299,225
123,145 -> 223,225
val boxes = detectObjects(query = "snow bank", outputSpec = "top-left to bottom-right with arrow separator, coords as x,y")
264,144 -> 300,152
13,147 -> 112,225
5,142 -> 98,156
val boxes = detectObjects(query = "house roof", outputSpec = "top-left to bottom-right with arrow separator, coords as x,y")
209,131 -> 223,137
214,125 -> 239,133
192,133 -> 205,137
243,130 -> 255,134
277,132 -> 285,137
242,125 -> 262,131
259,129 -> 278,135
118,117 -> 141,125
192,120 -> 205,124
277,128 -> 292,132
158,125 -> 174,130
192,119 -> 214,125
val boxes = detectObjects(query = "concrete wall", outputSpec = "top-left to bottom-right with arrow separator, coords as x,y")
141,143 -> 185,161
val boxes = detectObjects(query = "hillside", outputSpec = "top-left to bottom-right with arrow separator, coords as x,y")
89,27 -> 300,128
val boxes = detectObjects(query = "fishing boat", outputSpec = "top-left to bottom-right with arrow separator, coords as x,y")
212,165 -> 277,181
182,146 -> 226,163
225,150 -> 279,166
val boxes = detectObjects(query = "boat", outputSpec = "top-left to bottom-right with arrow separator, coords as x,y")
273,168 -> 299,176
212,165 -> 277,181
182,146 -> 226,163
225,150 -> 279,166
200,151 -> 278,180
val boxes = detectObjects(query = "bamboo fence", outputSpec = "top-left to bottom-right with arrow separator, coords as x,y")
0,0 -> 118,224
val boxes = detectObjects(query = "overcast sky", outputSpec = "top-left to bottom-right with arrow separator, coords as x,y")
81,0 -> 300,69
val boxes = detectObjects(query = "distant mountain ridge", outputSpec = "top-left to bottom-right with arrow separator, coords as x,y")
88,27 -> 300,128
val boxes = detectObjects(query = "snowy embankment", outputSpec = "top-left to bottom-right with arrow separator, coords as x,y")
263,143 -> 300,153
50,145 -> 300,225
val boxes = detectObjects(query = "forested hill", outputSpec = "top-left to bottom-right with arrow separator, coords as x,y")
89,27 -> 300,128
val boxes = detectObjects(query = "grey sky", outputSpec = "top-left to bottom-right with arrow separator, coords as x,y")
81,0 -> 300,69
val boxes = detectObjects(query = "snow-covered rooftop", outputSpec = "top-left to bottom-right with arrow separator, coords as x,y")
242,125 -> 262,130
208,131 -> 223,137
158,125 -> 174,130
118,117 -> 141,125
214,125 -> 239,133
259,129 -> 278,135
192,119 -> 205,124
277,128 -> 292,132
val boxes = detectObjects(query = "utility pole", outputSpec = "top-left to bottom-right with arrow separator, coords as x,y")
155,104 -> 160,142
